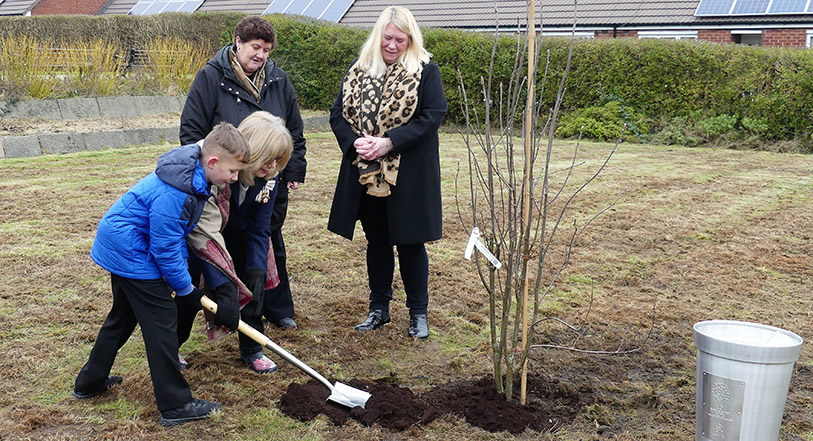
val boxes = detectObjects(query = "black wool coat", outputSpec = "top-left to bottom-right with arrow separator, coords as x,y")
179,45 -> 307,184
327,61 -> 448,245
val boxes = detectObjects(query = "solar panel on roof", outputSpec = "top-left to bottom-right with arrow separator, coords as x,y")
730,0 -> 770,14
263,0 -> 353,22
320,0 -> 354,22
143,3 -> 166,14
285,0 -> 308,15
264,0 -> 293,14
768,0 -> 807,14
768,0 -> 808,13
303,0 -> 330,18
129,3 -> 150,14
128,0 -> 202,15
177,1 -> 200,12
698,0 -> 813,15
696,0 -> 736,15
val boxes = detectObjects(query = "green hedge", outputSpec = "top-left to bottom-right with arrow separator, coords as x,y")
0,12 -> 245,52
267,15 -> 365,110
1,13 -> 812,147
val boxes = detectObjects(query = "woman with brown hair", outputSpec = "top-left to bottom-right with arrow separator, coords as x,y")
181,15 -> 305,336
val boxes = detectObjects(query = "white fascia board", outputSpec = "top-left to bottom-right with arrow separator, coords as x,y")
539,31 -> 595,37
615,22 -> 813,31
638,30 -> 699,38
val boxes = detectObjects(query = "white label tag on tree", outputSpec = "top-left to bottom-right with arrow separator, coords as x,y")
464,227 -> 502,269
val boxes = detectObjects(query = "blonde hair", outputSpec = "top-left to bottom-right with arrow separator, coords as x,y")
237,111 -> 293,186
201,121 -> 250,162
357,6 -> 431,79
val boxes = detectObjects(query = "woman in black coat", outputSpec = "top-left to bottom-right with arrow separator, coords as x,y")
180,16 -> 305,330
328,6 -> 447,340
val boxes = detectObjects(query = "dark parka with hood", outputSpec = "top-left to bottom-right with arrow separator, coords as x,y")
179,45 -> 306,185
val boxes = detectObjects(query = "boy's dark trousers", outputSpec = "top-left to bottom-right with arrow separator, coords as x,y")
74,274 -> 193,411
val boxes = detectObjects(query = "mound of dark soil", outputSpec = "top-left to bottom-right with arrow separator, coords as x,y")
279,379 -> 440,430
279,376 -> 590,434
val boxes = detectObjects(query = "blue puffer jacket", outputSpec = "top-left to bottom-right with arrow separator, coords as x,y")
91,144 -> 212,295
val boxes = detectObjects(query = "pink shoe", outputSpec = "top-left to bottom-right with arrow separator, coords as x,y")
178,353 -> 189,370
241,352 -> 277,374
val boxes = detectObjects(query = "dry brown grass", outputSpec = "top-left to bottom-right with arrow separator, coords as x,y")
0,133 -> 812,440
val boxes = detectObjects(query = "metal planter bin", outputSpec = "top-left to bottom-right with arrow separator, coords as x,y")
693,320 -> 803,441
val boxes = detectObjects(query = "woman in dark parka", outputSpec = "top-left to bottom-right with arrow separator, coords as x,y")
180,16 -> 305,330
328,6 -> 447,340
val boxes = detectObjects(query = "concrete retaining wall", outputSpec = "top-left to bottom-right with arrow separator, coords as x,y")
0,115 -> 330,159
0,95 -> 186,120
1,126 -> 180,158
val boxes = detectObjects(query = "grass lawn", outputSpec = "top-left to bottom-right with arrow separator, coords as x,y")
0,132 -> 811,440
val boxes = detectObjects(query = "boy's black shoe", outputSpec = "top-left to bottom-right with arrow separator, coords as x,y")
160,399 -> 222,427
71,375 -> 123,399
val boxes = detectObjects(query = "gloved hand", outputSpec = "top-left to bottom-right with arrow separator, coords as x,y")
211,282 -> 240,332
174,287 -> 204,312
243,269 -> 266,299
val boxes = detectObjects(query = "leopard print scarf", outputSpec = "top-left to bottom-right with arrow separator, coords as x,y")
341,60 -> 422,197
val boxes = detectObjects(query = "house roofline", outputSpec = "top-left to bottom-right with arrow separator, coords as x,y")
99,0 -> 118,15
457,22 -> 813,33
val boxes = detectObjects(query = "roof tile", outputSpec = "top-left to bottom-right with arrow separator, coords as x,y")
0,0 -> 41,15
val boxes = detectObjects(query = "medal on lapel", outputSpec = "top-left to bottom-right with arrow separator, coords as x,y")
256,179 -> 277,204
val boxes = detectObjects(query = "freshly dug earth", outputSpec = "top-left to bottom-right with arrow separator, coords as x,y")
280,376 -> 587,433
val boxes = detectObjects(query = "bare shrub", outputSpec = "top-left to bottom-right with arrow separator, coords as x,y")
141,36 -> 210,94
0,34 -> 62,99
457,3 -> 640,404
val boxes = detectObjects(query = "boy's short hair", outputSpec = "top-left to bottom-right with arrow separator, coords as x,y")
201,121 -> 251,163
237,111 -> 293,186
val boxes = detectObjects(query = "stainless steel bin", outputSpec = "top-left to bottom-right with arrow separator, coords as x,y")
694,320 -> 803,441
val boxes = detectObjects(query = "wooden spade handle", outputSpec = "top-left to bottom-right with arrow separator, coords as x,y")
199,295 -> 334,391
200,296 -> 271,346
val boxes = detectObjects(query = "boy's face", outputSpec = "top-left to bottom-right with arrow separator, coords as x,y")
205,155 -> 244,187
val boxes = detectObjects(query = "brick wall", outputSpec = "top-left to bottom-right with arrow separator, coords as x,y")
698,30 -> 733,44
32,0 -> 110,15
594,30 -> 639,39
762,28 -> 808,47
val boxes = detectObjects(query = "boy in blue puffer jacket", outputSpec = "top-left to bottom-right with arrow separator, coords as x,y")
72,122 -> 250,427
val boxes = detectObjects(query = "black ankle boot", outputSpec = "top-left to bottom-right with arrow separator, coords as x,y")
355,310 -> 390,331
408,314 -> 428,340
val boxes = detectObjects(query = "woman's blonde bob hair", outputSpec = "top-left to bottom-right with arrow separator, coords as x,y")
357,6 -> 431,79
237,111 -> 293,186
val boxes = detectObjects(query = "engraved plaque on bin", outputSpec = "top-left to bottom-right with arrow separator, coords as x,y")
701,371 -> 745,441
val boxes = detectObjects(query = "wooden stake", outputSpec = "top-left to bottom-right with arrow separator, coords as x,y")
520,0 -> 536,406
